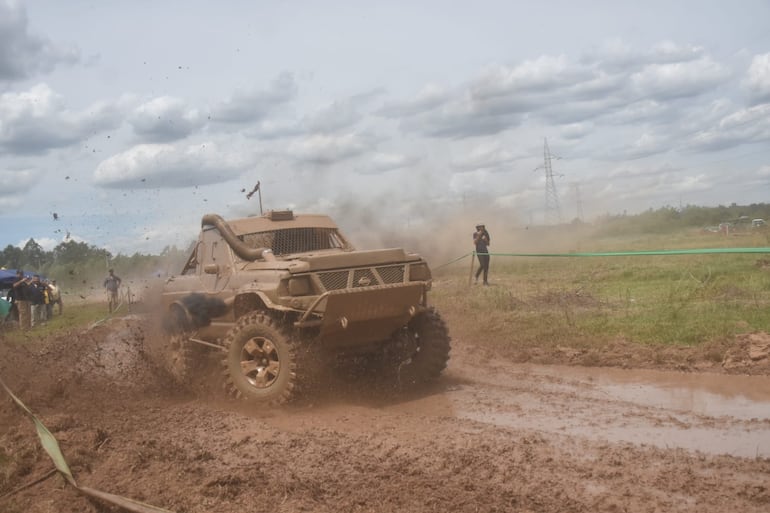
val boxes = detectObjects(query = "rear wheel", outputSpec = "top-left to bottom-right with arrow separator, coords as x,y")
222,312 -> 297,404
396,308 -> 451,385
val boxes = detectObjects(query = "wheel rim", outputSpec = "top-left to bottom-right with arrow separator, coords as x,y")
240,336 -> 281,389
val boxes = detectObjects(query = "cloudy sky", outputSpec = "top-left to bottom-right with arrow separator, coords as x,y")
1,0 -> 769,255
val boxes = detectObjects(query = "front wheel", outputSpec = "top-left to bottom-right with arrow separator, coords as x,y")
223,312 -> 297,404
165,332 -> 203,384
397,308 -> 451,385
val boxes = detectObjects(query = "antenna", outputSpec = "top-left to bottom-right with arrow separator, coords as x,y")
533,138 -> 562,224
246,181 -> 263,215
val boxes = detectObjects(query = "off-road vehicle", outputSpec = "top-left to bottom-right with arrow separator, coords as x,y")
161,210 -> 450,404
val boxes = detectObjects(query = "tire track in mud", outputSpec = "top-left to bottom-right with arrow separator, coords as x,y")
2,317 -> 770,513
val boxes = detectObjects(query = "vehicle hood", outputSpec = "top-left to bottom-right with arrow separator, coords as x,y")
292,248 -> 421,272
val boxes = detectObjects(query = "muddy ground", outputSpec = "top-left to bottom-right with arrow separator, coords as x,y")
1,312 -> 769,513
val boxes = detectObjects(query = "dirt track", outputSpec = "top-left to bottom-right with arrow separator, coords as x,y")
1,316 -> 769,513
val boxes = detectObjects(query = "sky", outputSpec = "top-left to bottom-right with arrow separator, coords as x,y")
1,0 -> 769,255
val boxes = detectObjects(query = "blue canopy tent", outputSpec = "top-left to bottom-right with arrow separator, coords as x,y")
0,269 -> 38,289
0,270 -> 19,319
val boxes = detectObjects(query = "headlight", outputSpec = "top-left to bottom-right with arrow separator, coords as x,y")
288,276 -> 312,296
409,262 -> 432,281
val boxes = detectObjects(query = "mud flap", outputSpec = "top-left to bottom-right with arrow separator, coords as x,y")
316,283 -> 424,347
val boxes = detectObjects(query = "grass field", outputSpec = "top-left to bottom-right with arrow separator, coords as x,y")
4,228 -> 769,363
431,229 -> 770,357
1,300 -> 124,345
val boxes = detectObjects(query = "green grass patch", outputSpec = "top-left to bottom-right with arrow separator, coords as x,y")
1,301 -> 116,345
432,232 -> 770,353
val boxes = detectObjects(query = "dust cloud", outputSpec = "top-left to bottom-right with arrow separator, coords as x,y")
326,196 -> 598,268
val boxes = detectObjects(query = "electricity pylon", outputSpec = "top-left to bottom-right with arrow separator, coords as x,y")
534,138 -> 562,224
571,182 -> 584,222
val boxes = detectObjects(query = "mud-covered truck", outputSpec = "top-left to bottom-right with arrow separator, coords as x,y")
161,210 -> 450,404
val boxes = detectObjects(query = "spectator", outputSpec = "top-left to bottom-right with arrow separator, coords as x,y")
104,269 -> 122,313
12,270 -> 31,330
49,279 -> 63,315
473,223 -> 491,286
28,275 -> 46,326
44,280 -> 54,320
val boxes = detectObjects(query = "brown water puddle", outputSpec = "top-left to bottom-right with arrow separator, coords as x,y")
533,364 -> 770,420
391,364 -> 770,458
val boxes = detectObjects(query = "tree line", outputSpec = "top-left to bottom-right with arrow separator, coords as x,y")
593,202 -> 770,236
0,239 -> 188,291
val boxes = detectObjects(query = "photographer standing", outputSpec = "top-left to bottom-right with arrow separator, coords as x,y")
473,223 -> 491,285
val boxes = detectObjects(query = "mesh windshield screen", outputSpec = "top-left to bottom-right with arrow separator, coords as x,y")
240,228 -> 349,256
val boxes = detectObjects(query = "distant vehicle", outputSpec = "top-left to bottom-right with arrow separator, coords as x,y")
717,216 -> 766,234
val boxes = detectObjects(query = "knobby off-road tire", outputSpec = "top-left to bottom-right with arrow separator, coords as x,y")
222,312 -> 297,405
398,308 -> 451,385
165,332 -> 203,384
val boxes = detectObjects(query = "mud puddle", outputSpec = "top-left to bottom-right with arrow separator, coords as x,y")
389,364 -> 770,458
531,364 -> 770,419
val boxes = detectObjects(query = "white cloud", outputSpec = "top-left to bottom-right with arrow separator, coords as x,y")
608,164 -> 672,179
630,57 -> 730,100
33,237 -> 58,251
0,0 -> 79,81
359,152 -> 417,174
589,39 -> 704,72
0,167 -> 40,212
304,99 -> 362,133
650,41 -> 704,64
450,142 -> 520,172
686,103 -> 770,151
128,96 -> 201,142
472,56 -> 592,99
390,45 -> 731,140
93,141 -> 251,188
599,163 -> 713,203
746,53 -> 770,105
289,133 -> 368,164
211,72 -> 297,124
624,132 -> 670,160
0,167 -> 39,195
600,99 -> 667,125
559,123 -> 593,140
0,84 -> 121,154
379,84 -> 450,118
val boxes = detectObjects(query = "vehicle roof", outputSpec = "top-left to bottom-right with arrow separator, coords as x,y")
224,213 -> 340,235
